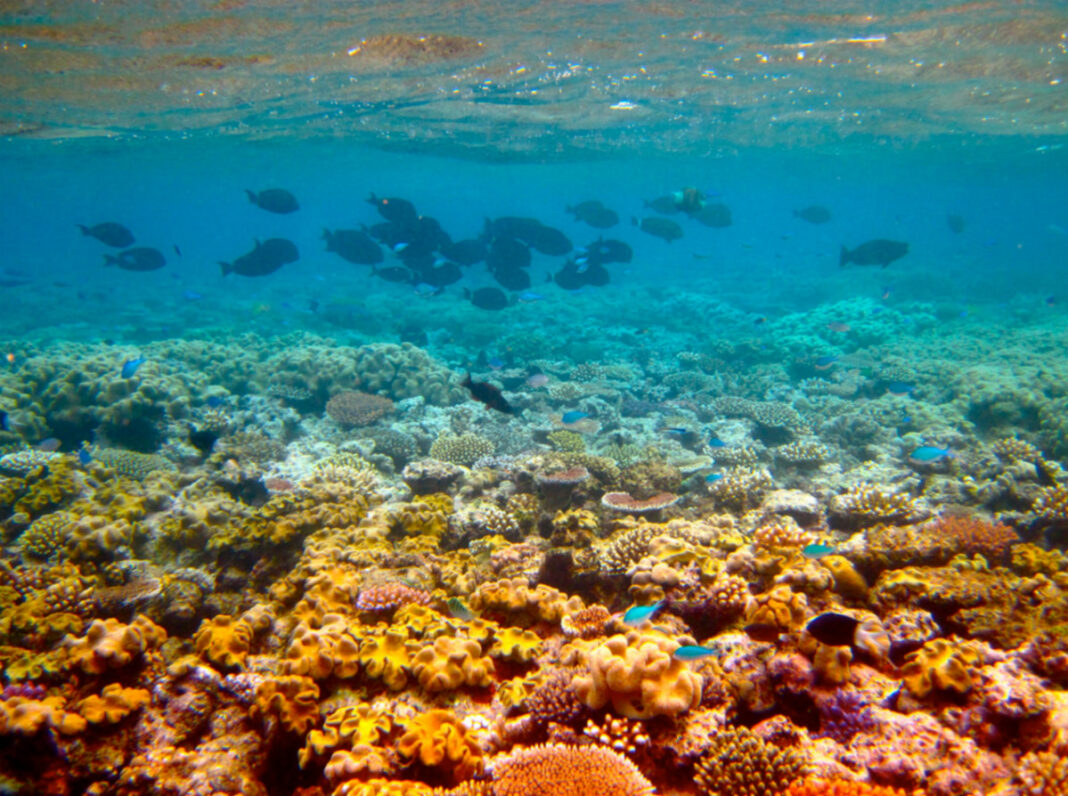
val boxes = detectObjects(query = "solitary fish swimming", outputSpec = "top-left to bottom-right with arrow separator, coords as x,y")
840,239 -> 909,268
673,644 -> 720,661
77,222 -> 135,248
794,205 -> 832,224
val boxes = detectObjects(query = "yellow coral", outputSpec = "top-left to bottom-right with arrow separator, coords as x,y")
60,614 -> 166,674
0,695 -> 87,736
251,675 -> 321,735
744,584 -> 808,634
819,555 -> 869,602
395,709 -> 484,782
360,629 -> 415,690
902,638 -> 981,698
300,701 -> 394,769
411,636 -> 494,692
470,577 -> 585,627
193,614 -> 255,669
77,683 -> 150,724
569,629 -> 702,719
282,614 -> 360,680
490,626 -> 543,663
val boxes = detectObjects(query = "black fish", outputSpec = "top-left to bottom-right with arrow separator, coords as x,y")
525,225 -> 572,256
840,239 -> 909,268
372,266 -> 414,283
465,287 -> 509,311
743,623 -> 782,643
492,265 -> 531,291
77,222 -> 135,248
423,261 -> 463,288
583,263 -> 610,287
220,238 -> 299,277
368,193 -> 417,224
245,188 -> 299,214
488,236 -> 531,271
485,216 -> 545,241
553,262 -> 587,291
806,612 -> 860,647
692,203 -> 732,228
440,238 -> 487,265
104,247 -> 166,272
794,205 -> 832,224
583,238 -> 632,265
462,373 -> 515,414
567,200 -> 618,229
946,213 -> 965,234
633,216 -> 683,243
188,425 -> 219,456
323,228 -> 383,265
644,195 -> 680,215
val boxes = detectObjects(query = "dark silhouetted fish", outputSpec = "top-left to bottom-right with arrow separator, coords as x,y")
584,238 -> 632,265
840,239 -> 909,268
104,247 -> 166,272
465,286 -> 509,311
488,236 -> 531,271
440,238 -> 487,265
567,200 -> 618,229
188,425 -> 219,456
633,216 -> 683,243
0,267 -> 32,288
525,225 -> 572,256
806,612 -> 860,647
372,265 -> 414,283
323,228 -> 383,265
398,248 -> 435,271
644,195 -> 680,215
553,263 -> 587,290
947,213 -> 965,234
220,238 -> 299,277
794,205 -> 832,224
692,203 -> 732,228
245,188 -> 299,214
462,373 -> 515,414
492,265 -> 531,291
367,193 -> 417,224
77,222 -> 135,248
485,216 -> 545,241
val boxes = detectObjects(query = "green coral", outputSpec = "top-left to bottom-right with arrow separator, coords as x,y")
429,433 -> 494,467
547,430 -> 585,453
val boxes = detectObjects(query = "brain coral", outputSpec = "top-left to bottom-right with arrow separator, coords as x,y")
490,743 -> 655,796
570,629 -> 702,719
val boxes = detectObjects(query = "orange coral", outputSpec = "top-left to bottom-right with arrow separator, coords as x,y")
786,780 -> 917,796
359,629 -> 415,690
193,614 -> 255,669
0,695 -> 87,736
60,614 -> 166,674
77,683 -> 150,724
395,709 -> 484,782
470,577 -> 585,626
300,701 -> 394,769
490,743 -> 654,795
411,636 -> 494,692
924,514 -> 1019,561
251,675 -> 321,735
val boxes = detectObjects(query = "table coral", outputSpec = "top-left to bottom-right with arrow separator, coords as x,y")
489,743 -> 655,796
569,629 -> 703,719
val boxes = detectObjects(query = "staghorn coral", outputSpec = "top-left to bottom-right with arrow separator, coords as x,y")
925,514 -> 1019,562
395,708 -> 484,782
694,725 -> 807,796
569,629 -> 703,719
490,743 -> 654,796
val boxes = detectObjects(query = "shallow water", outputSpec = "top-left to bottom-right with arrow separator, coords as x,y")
1,3 -> 1068,796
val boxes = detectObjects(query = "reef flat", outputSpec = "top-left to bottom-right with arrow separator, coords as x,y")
1,327 -> 1067,796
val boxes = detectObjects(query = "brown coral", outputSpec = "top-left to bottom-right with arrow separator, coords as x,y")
490,743 -> 655,796
326,391 -> 394,427
694,725 -> 806,796
924,514 -> 1018,562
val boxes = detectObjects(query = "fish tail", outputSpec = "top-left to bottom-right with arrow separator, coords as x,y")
76,224 -> 89,236
102,254 -> 117,267
366,192 -> 377,205
839,245 -> 850,267
218,261 -> 232,276
244,189 -> 257,205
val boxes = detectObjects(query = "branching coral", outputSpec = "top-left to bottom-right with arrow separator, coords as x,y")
694,725 -> 807,796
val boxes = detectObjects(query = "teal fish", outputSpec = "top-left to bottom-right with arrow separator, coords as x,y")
622,600 -> 665,626
803,543 -> 837,558
447,597 -> 474,621
908,445 -> 952,466
673,644 -> 719,661
561,410 -> 589,424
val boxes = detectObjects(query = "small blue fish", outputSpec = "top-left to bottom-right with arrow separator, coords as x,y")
908,445 -> 953,465
814,355 -> 838,370
182,290 -> 203,301
673,644 -> 720,661
447,597 -> 474,621
705,473 -> 724,483
121,356 -> 146,378
561,411 -> 588,424
206,396 -> 226,409
663,427 -> 689,436
78,446 -> 92,466
392,242 -> 409,252
517,291 -> 544,303
622,600 -> 665,626
886,381 -> 915,397
487,356 -> 505,370
802,543 -> 837,558
708,436 -> 727,448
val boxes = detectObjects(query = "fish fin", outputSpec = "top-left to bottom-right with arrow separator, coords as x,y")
839,245 -> 850,267
76,224 -> 89,236
218,261 -> 232,276
366,192 -> 378,205
244,189 -> 257,205
321,228 -> 330,242
102,254 -> 116,267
